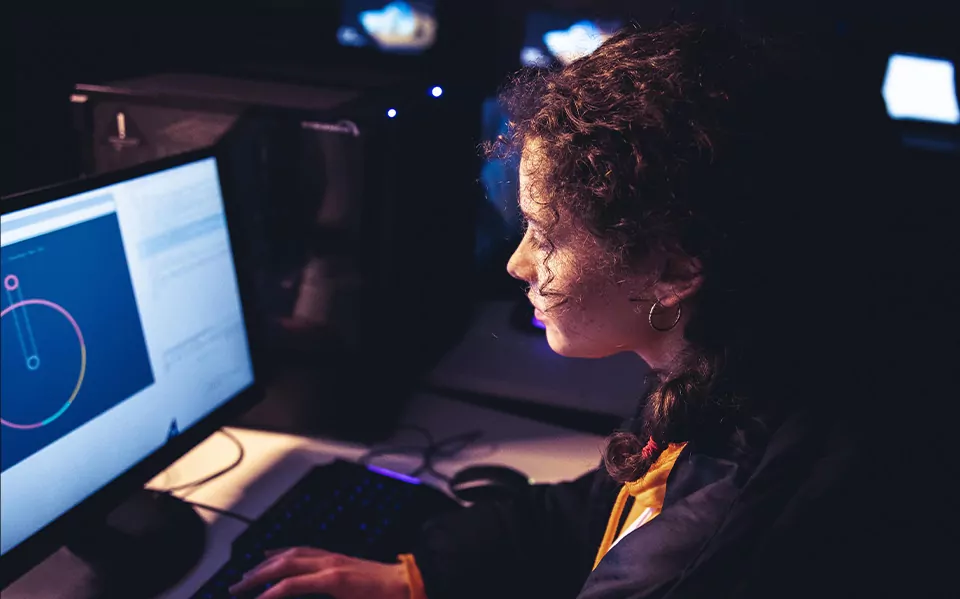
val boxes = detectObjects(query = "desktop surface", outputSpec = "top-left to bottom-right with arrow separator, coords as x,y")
1,393 -> 604,599
427,301 -> 643,422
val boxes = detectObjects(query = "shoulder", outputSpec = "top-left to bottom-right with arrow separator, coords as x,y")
580,441 -> 748,598
579,410 -> 860,599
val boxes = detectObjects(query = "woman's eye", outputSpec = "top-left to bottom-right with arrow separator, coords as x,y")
522,219 -> 549,251
529,230 -> 549,250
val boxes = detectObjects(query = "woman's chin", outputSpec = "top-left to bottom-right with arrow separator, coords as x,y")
543,325 -> 568,355
543,325 -> 621,359
543,326 -> 585,358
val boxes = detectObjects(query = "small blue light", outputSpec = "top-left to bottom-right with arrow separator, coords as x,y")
431,86 -> 443,98
387,108 -> 397,118
532,316 -> 546,330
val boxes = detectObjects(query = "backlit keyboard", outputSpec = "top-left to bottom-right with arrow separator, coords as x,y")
191,459 -> 459,598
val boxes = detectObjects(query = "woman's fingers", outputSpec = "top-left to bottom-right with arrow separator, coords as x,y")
229,556 -> 321,594
255,570 -> 345,599
264,546 -> 332,559
228,547 -> 404,599
244,546 -> 335,579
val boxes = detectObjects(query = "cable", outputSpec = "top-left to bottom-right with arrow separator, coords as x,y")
154,428 -> 252,524
357,425 -> 435,467
176,497 -> 255,525
415,430 -> 485,482
359,427 -> 434,466
393,424 -> 435,443
359,426 -> 485,484
162,428 -> 245,493
163,425 -> 480,523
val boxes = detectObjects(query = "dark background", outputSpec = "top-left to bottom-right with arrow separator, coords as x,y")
3,1 -> 957,349
1,1 -> 958,580
4,1 -> 958,197
1,213 -> 154,472
2,5 -> 957,590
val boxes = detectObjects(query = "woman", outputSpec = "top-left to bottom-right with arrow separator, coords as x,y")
230,23 -> 937,599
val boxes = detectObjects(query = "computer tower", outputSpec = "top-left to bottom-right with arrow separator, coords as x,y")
71,73 -> 479,442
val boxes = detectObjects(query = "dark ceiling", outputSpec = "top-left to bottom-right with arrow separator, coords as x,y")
4,1 -> 957,195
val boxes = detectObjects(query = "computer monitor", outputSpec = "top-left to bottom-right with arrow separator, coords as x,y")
520,12 -> 622,68
476,96 -> 544,330
0,150 -> 261,586
475,95 -> 520,293
882,53 -> 959,125
337,0 -> 439,54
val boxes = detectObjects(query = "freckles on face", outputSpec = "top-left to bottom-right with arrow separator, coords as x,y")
538,262 -> 645,358
519,224 -> 639,357
510,142 -> 650,358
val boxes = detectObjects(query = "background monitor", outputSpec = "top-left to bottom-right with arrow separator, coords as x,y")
475,95 -> 520,294
520,12 -> 623,68
0,152 -> 259,583
882,53 -> 959,124
337,1 -> 439,54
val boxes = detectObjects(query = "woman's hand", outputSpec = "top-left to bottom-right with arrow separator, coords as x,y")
228,547 -> 410,599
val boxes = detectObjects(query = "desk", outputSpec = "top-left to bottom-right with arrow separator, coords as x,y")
428,301 -> 645,419
2,393 -> 605,599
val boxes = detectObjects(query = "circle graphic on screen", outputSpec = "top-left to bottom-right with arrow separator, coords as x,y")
1,274 -> 87,430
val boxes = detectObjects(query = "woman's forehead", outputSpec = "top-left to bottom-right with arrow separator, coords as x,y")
518,141 -> 550,221
519,138 -> 545,174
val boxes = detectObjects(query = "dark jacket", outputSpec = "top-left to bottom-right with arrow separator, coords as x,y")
412,408 -> 955,599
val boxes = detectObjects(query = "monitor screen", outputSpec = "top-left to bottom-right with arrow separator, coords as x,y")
337,1 -> 438,54
882,53 -> 959,125
477,97 -> 550,331
475,95 -> 522,297
0,157 -> 254,556
520,12 -> 622,68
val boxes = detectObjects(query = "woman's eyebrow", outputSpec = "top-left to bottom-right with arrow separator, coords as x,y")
520,208 -> 545,226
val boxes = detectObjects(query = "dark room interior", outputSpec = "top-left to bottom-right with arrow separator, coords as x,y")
3,2 -> 958,598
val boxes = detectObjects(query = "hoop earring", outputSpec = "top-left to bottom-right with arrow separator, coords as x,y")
648,298 -> 681,332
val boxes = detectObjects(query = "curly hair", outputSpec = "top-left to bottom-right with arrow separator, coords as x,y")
490,23 -> 864,482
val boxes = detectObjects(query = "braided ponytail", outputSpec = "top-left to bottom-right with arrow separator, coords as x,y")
603,351 -> 722,483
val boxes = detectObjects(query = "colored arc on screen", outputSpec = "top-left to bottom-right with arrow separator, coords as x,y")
1,274 -> 87,430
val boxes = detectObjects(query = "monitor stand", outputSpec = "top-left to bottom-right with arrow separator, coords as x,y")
66,489 -> 206,599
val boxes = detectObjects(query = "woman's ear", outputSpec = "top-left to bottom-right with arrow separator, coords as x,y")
657,256 -> 703,308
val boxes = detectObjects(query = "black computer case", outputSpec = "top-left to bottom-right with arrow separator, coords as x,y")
70,73 -> 479,442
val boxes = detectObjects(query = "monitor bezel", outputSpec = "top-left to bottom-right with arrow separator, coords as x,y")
0,147 -> 267,588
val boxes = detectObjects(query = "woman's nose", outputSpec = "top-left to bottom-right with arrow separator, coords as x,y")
507,240 -> 533,283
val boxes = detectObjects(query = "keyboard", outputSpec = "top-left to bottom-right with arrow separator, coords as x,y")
191,459 -> 461,598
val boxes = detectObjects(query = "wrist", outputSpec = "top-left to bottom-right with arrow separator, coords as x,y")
397,553 -> 427,599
